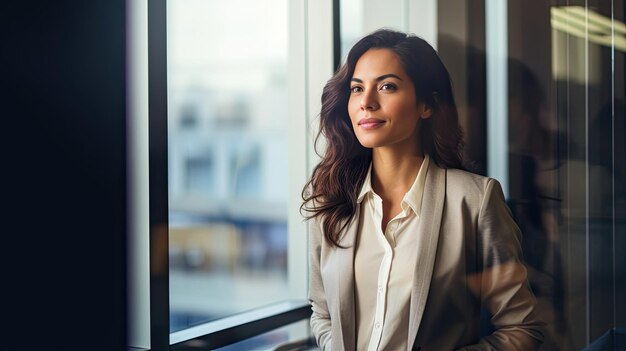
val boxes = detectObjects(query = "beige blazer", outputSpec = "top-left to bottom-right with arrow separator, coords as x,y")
308,163 -> 545,351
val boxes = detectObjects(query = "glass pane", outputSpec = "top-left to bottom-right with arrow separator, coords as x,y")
339,0 -> 406,62
167,0 -> 289,332
549,2 -> 625,348
508,1 -> 626,349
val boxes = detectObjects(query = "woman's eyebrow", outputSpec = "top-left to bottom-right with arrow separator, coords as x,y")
350,74 -> 403,83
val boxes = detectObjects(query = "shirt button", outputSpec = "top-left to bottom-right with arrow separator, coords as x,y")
378,286 -> 383,293
375,322 -> 381,329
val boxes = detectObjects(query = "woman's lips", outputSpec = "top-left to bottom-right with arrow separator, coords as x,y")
358,118 -> 385,130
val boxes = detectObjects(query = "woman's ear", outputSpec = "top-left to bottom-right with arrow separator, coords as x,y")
420,103 -> 433,119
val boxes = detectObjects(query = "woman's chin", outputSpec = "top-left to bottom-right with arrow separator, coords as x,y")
356,139 -> 380,149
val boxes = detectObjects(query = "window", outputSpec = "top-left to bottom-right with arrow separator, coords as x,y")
128,0 -> 331,349
167,0 -> 291,330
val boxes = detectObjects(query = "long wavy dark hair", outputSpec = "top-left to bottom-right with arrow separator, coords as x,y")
301,28 -> 465,247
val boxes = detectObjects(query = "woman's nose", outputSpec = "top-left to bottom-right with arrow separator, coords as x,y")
360,91 -> 379,111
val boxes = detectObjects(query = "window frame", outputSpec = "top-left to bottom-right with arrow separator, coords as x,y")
131,0 -> 337,349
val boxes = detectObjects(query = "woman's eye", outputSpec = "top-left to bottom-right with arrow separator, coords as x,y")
350,86 -> 363,93
380,83 -> 396,91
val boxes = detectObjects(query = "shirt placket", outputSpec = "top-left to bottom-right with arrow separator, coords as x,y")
368,236 -> 391,351
367,196 -> 405,351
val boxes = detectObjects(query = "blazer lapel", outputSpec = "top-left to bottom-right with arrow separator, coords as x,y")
407,164 -> 446,349
332,207 -> 359,351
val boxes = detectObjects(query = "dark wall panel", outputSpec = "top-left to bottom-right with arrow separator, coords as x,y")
2,2 -> 127,350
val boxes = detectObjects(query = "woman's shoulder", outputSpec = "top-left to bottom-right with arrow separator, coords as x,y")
438,165 -> 501,198
446,167 -> 491,186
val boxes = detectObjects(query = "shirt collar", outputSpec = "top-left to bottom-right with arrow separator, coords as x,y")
402,155 -> 430,216
357,162 -> 373,204
356,155 -> 430,217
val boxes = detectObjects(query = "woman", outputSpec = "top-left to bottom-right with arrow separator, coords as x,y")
301,29 -> 544,350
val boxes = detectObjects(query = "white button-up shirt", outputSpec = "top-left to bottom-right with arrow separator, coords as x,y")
354,155 -> 430,351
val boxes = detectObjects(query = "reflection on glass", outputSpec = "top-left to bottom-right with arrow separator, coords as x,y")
167,0 -> 289,332
506,2 -> 625,350
548,4 -> 625,349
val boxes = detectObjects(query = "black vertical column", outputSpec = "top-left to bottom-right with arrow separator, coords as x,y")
149,0 -> 171,349
333,0 -> 342,70
615,0 -> 626,331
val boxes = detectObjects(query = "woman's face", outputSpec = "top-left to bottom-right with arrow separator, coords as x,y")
348,48 -> 431,152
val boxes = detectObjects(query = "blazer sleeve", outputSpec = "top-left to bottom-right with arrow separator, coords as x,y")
308,216 -> 333,350
458,179 -> 546,351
